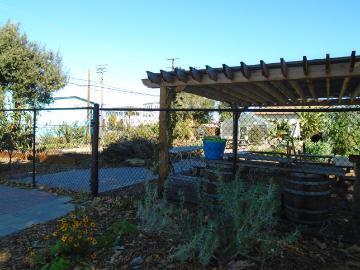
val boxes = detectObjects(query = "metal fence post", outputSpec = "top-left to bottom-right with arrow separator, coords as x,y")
90,104 -> 100,196
32,108 -> 36,187
232,108 -> 240,177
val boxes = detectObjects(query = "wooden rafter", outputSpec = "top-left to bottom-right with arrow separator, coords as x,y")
325,54 -> 331,74
240,62 -> 251,79
288,80 -> 304,100
306,80 -> 316,99
351,82 -> 360,101
269,81 -> 297,101
260,60 -> 269,78
280,58 -> 288,78
223,85 -> 267,104
222,64 -> 234,80
339,77 -> 351,101
190,67 -> 202,82
206,65 -> 218,81
253,82 -> 288,103
236,83 -> 278,104
174,68 -> 188,82
326,78 -> 331,99
303,56 -> 308,75
350,50 -> 356,72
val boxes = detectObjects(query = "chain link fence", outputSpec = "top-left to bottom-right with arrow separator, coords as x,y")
0,105 -> 359,196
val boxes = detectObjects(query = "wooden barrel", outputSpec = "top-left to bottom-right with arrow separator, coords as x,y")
202,160 -> 235,200
283,172 -> 330,225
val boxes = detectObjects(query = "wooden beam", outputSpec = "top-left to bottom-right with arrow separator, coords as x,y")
240,61 -> 251,79
206,65 -> 218,81
213,85 -> 259,105
174,68 -> 188,82
222,64 -> 234,80
160,70 -> 175,83
325,54 -> 331,74
269,81 -> 297,101
147,71 -> 161,84
339,77 -> 351,101
234,83 -> 278,104
326,78 -> 331,99
280,58 -> 288,78
351,82 -> 360,101
306,79 -> 316,99
159,86 -> 169,195
143,61 -> 360,88
350,50 -> 356,72
190,67 -> 202,82
253,82 -> 288,103
303,56 -> 308,75
260,60 -> 269,78
288,80 -> 304,100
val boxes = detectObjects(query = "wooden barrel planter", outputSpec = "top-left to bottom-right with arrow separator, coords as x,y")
202,160 -> 235,200
283,172 -> 330,225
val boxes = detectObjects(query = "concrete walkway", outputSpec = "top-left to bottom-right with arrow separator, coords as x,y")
0,185 -> 74,237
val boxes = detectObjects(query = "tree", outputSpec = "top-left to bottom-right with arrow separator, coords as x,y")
218,102 -> 232,122
0,21 -> 67,108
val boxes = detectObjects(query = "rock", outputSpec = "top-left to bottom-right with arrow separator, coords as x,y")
130,256 -> 144,269
113,245 -> 125,252
346,194 -> 353,202
347,185 -> 354,193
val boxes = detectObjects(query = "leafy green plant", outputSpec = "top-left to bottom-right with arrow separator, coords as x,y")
98,220 -> 137,249
248,125 -> 267,144
304,140 -> 332,156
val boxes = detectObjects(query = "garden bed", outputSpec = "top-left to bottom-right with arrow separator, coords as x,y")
0,181 -> 359,270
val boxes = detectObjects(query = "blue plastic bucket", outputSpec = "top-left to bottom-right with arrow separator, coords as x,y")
203,140 -> 226,160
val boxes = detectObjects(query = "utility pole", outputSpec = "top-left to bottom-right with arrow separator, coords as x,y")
86,68 -> 91,141
167,57 -> 179,71
96,64 -> 107,135
96,64 -> 107,109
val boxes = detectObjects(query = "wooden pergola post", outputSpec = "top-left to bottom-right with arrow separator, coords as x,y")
159,85 -> 169,195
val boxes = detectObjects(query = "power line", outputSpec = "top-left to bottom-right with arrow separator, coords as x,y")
67,82 -> 159,97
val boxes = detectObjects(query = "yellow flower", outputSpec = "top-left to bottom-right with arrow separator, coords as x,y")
90,222 -> 96,228
70,214 -> 76,219
68,236 -> 74,242
52,232 -> 57,237
90,253 -> 96,260
61,235 -> 68,242
91,239 -> 97,245
60,218 -> 66,223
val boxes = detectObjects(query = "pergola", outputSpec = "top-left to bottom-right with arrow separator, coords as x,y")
142,52 -> 360,192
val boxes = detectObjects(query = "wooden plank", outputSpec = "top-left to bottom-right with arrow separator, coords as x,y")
213,85 -> 259,105
174,68 -> 188,82
288,80 -> 305,100
339,77 -> 351,101
306,79 -> 316,99
224,85 -> 268,104
159,86 -> 169,195
190,67 -> 202,82
280,58 -> 288,78
222,64 -> 234,80
206,65 -> 218,81
254,82 -> 288,103
326,78 -> 331,99
260,60 -> 269,78
146,71 -> 162,84
241,61 -> 251,79
233,83 -> 277,104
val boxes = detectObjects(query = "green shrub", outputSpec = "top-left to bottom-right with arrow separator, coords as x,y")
102,137 -> 158,165
249,125 -> 267,144
304,141 -> 332,156
98,220 -> 137,249
137,176 -> 298,266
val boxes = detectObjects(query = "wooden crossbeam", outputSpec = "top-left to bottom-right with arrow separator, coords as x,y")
206,65 -> 218,81
241,62 -> 251,79
260,60 -> 269,78
190,67 -> 202,82
350,51 -> 356,72
253,82 -> 288,103
236,83 -> 278,104
288,80 -> 304,100
222,64 -> 234,80
160,70 -> 175,83
185,85 -> 242,105
339,77 -> 351,101
174,68 -> 188,82
306,80 -> 316,99
303,56 -> 308,75
325,54 -> 331,74
280,58 -> 288,78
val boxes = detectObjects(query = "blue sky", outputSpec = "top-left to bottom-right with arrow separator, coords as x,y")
0,0 -> 359,106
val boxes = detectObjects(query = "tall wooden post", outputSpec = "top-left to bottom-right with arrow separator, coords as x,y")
232,107 -> 240,177
159,86 -> 169,195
